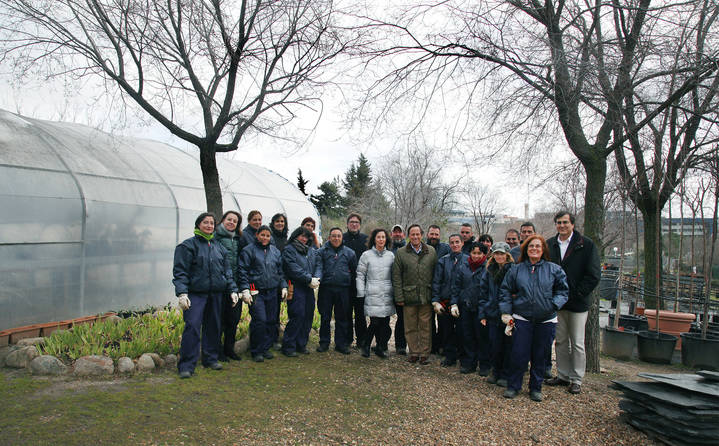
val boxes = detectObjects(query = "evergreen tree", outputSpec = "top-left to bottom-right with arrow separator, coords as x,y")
343,154 -> 373,205
296,168 -> 309,196
310,177 -> 345,217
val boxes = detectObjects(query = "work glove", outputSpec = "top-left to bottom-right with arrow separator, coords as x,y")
432,302 -> 444,314
241,289 -> 253,305
177,294 -> 190,311
230,292 -> 240,307
250,289 -> 259,296
281,288 -> 288,301
505,322 -> 514,336
310,277 -> 320,289
450,304 -> 460,318
480,318 -> 487,326
501,314 -> 513,325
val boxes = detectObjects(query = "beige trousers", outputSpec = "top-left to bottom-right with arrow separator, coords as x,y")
403,304 -> 432,356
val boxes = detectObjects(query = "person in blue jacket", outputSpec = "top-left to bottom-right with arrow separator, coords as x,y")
238,224 -> 287,362
431,234 -> 466,367
282,226 -> 321,357
173,212 -> 239,378
478,242 -> 514,387
499,235 -> 569,402
241,210 -> 264,247
449,242 -> 489,374
316,227 -> 357,354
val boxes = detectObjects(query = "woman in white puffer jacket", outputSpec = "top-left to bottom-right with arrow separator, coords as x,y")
356,228 -> 396,358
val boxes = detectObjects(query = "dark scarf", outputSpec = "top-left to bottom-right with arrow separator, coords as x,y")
291,238 -> 309,255
468,255 -> 486,271
488,261 -> 512,285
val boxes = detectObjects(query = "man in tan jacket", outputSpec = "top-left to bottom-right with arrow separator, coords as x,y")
392,224 -> 437,364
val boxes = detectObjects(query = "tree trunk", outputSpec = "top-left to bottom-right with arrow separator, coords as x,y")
581,157 -> 607,374
199,145 -> 224,218
641,206 -> 662,311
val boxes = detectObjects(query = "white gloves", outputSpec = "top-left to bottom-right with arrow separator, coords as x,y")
502,314 -> 514,336
310,277 -> 320,289
250,289 -> 259,296
177,294 -> 190,311
230,292 -> 240,307
281,288 -> 288,300
432,302 -> 444,314
450,304 -> 460,318
241,289 -> 253,305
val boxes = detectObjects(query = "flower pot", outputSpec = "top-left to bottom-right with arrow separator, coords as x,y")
644,310 -> 695,349
637,330 -> 677,364
607,314 -> 648,332
602,326 -> 636,360
680,332 -> 719,371
7,324 -> 42,343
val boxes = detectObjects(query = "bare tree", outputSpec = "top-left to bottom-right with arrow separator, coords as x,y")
376,141 -> 459,231
614,0 -> 719,308
356,0 -> 719,372
0,0 -> 354,216
460,180 -> 500,235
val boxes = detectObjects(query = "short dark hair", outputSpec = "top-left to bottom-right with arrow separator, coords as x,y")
256,225 -> 272,237
428,224 -> 440,231
195,212 -> 216,229
407,224 -> 423,235
301,216 -> 316,227
469,241 -> 489,255
478,234 -> 493,244
461,223 -> 472,228
346,213 -> 362,224
368,228 -> 393,250
329,227 -> 343,235
448,233 -> 461,242
289,226 -> 313,242
520,221 -> 536,231
553,211 -> 575,224
505,229 -> 519,237
247,210 -> 262,222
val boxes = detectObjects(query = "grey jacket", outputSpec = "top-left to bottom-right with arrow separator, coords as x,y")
356,247 -> 396,318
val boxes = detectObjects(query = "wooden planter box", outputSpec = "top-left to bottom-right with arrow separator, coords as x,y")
71,315 -> 99,327
8,324 -> 42,344
39,320 -> 73,337
98,312 -> 117,321
0,330 -> 10,346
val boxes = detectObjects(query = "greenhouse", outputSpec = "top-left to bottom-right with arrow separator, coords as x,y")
0,109 -> 319,330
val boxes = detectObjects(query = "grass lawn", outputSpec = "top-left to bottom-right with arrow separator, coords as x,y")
1,335 -> 680,446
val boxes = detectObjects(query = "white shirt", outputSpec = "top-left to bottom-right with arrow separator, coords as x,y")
558,231 -> 573,260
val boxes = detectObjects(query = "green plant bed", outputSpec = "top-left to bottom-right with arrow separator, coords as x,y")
39,302 -> 318,362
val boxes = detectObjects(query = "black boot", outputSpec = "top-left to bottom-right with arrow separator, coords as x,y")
361,340 -> 371,358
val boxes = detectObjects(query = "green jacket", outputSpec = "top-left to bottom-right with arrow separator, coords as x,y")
392,242 -> 437,306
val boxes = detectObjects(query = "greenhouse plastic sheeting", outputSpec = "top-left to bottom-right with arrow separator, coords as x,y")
0,109 -> 319,329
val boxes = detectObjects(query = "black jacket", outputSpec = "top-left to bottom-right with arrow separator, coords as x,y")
238,240 -> 286,291
547,230 -> 601,312
173,235 -> 237,295
317,242 -> 357,287
343,230 -> 368,261
461,237 -> 476,255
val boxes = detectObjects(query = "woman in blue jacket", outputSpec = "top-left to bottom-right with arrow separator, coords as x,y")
499,235 -> 568,402
450,242 -> 489,374
478,242 -> 514,387
173,213 -> 239,378
282,226 -> 321,356
238,225 -> 287,362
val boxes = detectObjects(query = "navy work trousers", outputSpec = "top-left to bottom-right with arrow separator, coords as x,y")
487,318 -> 512,380
366,316 -> 391,350
317,285 -> 350,349
507,318 -> 556,392
220,294 -> 242,356
178,292 -> 222,373
394,303 -> 406,350
347,287 -> 367,346
249,288 -> 278,355
459,305 -> 481,370
437,311 -> 460,362
283,285 -> 315,353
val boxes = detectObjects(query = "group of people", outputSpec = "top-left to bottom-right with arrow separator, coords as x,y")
172,209 -> 600,402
